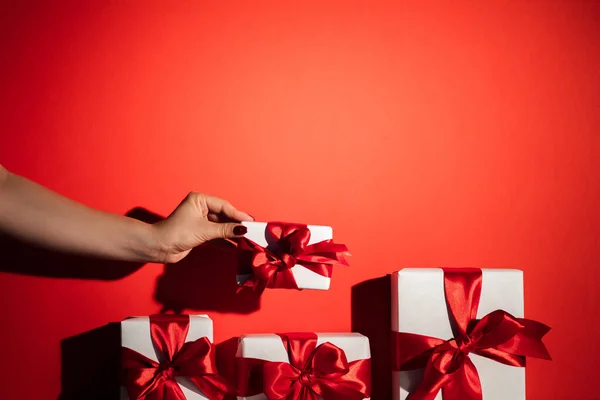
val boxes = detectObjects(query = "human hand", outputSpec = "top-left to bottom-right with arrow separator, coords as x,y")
151,192 -> 253,263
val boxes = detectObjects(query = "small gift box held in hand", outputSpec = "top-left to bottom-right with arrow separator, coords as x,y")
236,333 -> 371,400
391,268 -> 551,400
121,314 -> 234,400
236,221 -> 350,293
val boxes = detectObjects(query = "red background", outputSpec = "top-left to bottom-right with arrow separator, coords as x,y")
1,1 -> 599,399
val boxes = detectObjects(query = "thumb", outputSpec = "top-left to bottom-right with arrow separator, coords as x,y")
202,221 -> 248,241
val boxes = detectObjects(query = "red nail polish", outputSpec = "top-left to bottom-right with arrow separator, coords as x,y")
234,225 -> 247,235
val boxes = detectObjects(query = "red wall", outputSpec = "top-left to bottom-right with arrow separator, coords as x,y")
1,2 -> 599,399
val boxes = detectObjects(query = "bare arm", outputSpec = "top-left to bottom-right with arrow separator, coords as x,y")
0,164 -> 252,263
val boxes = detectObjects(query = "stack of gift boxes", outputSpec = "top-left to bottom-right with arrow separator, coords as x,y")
120,221 -> 551,399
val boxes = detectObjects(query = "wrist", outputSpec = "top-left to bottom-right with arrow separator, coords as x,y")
133,221 -> 170,263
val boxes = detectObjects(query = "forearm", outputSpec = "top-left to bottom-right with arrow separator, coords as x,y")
0,166 -> 161,262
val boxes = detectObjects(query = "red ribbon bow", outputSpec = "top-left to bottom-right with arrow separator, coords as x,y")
236,222 -> 350,293
237,333 -> 371,400
122,314 -> 234,400
393,268 -> 551,400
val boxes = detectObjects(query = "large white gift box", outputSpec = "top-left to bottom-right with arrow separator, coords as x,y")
236,333 -> 371,400
238,221 -> 336,290
120,315 -> 214,400
391,268 -> 527,400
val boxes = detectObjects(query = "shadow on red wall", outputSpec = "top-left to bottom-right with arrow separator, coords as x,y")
0,235 -> 144,280
129,207 -> 261,315
154,239 -> 260,315
59,323 -> 121,400
352,275 -> 392,400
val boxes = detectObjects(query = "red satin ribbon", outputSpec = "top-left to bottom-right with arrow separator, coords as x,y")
393,268 -> 551,400
237,333 -> 371,400
122,314 -> 234,400
236,222 -> 350,293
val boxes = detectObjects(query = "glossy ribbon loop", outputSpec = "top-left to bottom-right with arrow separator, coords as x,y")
393,269 -> 551,400
237,333 -> 371,400
236,222 -> 350,293
122,314 -> 234,400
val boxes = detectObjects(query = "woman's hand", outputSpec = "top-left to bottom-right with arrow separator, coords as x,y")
152,192 -> 253,263
0,164 -> 253,264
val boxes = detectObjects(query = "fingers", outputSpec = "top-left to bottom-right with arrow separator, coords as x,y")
207,212 -> 236,223
202,221 -> 248,241
204,195 -> 254,222
207,213 -> 220,223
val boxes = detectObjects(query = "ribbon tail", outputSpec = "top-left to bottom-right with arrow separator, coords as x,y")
175,338 -> 235,400
188,375 -> 235,400
392,331 -> 446,371
266,268 -> 300,290
441,357 -> 482,400
512,318 -> 552,360
262,362 -> 301,399
239,265 -> 299,292
299,241 -> 351,266
121,347 -> 162,399
296,262 -> 334,279
481,316 -> 552,362
145,379 -> 187,400
235,237 -> 262,252
235,238 -> 271,293
407,345 -> 462,400
316,358 -> 371,400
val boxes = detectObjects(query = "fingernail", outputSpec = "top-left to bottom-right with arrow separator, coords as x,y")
234,225 -> 247,236
249,214 -> 256,221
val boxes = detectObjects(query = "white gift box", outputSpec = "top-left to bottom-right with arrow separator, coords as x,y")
236,333 -> 371,400
238,221 -> 335,290
391,268 -> 526,400
120,315 -> 214,400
